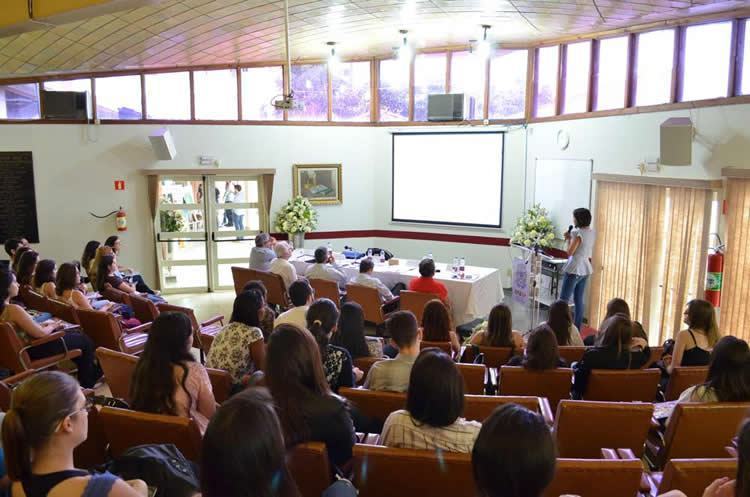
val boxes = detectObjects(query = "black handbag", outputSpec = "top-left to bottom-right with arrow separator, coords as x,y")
107,444 -> 199,497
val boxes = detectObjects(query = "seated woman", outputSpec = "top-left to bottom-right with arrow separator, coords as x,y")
472,404 -> 556,497
130,312 -> 216,433
665,299 -> 720,374
469,303 -> 524,352
572,313 -> 650,399
0,269 -> 99,388
33,259 -> 57,299
676,335 -> 750,404
332,302 -> 383,359
507,325 -> 568,369
306,299 -> 363,391
241,281 -> 275,339
81,240 -> 100,280
380,349 -> 481,453
15,250 -> 38,289
1,371 -> 147,497
89,246 -> 113,291
206,290 -> 266,391
56,262 -> 115,312
586,298 -> 650,349
96,255 -> 164,304
10,246 -> 31,274
421,299 -> 461,358
104,235 -> 157,295
201,388 -> 300,497
266,323 -> 356,469
544,300 -> 583,346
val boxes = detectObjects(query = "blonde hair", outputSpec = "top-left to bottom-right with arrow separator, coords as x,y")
89,246 -> 113,291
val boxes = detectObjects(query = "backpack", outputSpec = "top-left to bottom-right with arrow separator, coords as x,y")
106,444 -> 199,497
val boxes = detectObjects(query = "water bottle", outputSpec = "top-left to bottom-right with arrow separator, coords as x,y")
367,248 -> 373,258
459,257 -> 466,279
327,241 -> 333,255
379,250 -> 386,263
427,252 -> 433,261
452,257 -> 459,273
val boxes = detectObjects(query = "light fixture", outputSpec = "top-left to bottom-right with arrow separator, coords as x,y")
327,41 -> 340,68
476,24 -> 491,59
397,29 -> 412,61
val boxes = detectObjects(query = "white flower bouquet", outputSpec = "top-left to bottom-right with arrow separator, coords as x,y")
510,203 -> 556,248
274,196 -> 318,234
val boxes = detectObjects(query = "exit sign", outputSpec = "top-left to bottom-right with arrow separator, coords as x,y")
114,180 -> 125,190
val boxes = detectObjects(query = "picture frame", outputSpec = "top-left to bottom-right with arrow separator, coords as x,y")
293,164 -> 342,205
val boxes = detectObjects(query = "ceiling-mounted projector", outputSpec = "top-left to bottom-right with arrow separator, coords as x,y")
272,95 -> 295,110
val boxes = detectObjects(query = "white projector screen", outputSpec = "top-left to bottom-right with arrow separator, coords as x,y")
392,132 -> 504,227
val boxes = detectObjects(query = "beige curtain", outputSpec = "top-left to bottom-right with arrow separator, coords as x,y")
259,173 -> 275,233
146,175 -> 162,290
721,178 -> 750,340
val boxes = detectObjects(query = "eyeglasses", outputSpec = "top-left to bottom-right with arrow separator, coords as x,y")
70,397 -> 94,417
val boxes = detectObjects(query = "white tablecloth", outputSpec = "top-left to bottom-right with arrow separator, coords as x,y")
290,253 -> 502,324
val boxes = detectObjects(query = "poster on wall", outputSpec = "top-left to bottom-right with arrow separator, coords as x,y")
512,257 -> 529,305
0,152 -> 39,244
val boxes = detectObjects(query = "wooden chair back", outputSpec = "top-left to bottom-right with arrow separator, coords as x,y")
288,443 -> 332,497
648,346 -> 665,367
346,284 -> 385,324
399,290 -> 438,324
129,293 -> 159,323
207,367 -> 232,404
558,346 -> 586,364
456,363 -> 486,395
99,406 -> 203,462
99,285 -> 132,306
77,309 -> 123,351
0,322 -> 28,372
553,400 -> 654,458
499,366 -> 573,412
309,278 -> 341,308
47,298 -> 80,325
95,347 -> 137,403
353,357 -> 383,380
463,394 -> 553,425
543,458 -> 644,497
20,286 -> 48,312
583,368 -> 660,402
664,366 -> 710,401
0,370 -> 35,410
231,266 -> 259,295
657,459 -> 737,497
255,270 -> 290,309
477,346 -> 515,368
420,340 -> 453,357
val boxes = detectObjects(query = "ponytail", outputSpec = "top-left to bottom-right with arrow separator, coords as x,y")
305,299 -> 339,361
2,408 -> 31,480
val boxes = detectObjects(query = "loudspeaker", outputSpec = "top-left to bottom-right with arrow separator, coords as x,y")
428,94 -> 465,121
149,128 -> 177,161
660,117 -> 693,166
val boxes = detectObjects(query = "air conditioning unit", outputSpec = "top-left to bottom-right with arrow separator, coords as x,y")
41,90 -> 88,120
427,94 -> 465,122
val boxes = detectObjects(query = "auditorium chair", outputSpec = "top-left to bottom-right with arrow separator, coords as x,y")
208,367 -> 232,404
47,298 -> 80,325
77,309 -> 150,354
557,346 -> 586,364
420,340 -> 453,357
646,402 -> 750,469
253,270 -> 290,309
231,266 -> 259,295
96,347 -> 137,403
288,442 -> 333,497
75,406 -> 108,470
346,283 -> 392,327
582,368 -> 660,402
353,356 -> 383,382
0,322 -> 82,373
129,293 -> 159,323
461,345 -> 515,369
456,363 -> 486,395
399,290 -> 439,324
99,406 -> 202,462
309,278 -> 341,308
499,366 -> 573,412
157,302 -> 224,363
19,286 -> 48,312
0,369 -> 36,410
553,400 -> 654,458
663,366 -> 709,401
648,346 -> 665,367
99,285 -> 132,306
543,458 -> 643,497
651,459 -> 737,497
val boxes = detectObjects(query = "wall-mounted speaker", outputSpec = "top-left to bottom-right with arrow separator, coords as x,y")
149,128 -> 177,161
660,117 -> 693,166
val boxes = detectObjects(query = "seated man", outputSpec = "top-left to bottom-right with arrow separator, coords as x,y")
408,258 -> 448,303
269,241 -> 297,289
350,258 -> 394,302
364,311 -> 422,392
249,233 -> 276,272
274,279 -> 313,330
305,246 -> 347,290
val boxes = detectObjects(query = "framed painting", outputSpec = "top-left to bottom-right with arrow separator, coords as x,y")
293,164 -> 342,205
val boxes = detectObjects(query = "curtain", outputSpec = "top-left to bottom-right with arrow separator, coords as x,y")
721,178 -> 750,340
146,175 -> 162,290
259,173 -> 275,233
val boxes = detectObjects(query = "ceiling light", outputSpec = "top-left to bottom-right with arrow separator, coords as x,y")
327,41 -> 340,68
397,29 -> 412,62
477,25 -> 492,59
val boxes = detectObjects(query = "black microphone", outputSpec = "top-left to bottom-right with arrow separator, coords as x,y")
568,224 -> 574,234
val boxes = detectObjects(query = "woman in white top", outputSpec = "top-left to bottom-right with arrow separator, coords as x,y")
559,207 -> 596,330
269,241 -> 298,289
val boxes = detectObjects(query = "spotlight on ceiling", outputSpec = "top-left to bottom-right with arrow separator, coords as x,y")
327,41 -> 339,67
397,29 -> 412,62
477,24 -> 492,59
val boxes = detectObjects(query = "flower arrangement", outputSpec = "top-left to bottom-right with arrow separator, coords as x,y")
510,203 -> 556,248
274,196 -> 318,234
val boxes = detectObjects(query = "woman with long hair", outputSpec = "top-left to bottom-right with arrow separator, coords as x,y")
380,349 -> 480,452
676,336 -> 750,404
33,259 -> 57,299
103,236 -> 157,295
421,299 -> 461,357
266,323 -> 356,468
201,388 -> 300,497
469,303 -> 524,351
666,299 -> 721,374
331,302 -> 382,359
507,325 -> 567,370
88,245 -> 113,291
81,240 -> 100,278
11,246 -> 31,274
130,312 -> 216,433
544,300 -> 583,346
1,371 -> 145,497
97,255 -> 164,304
15,250 -> 38,287
0,268 -> 100,388
559,207 -> 596,330
56,262 -> 115,312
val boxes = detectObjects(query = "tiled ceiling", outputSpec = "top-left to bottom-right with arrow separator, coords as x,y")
0,0 -> 748,78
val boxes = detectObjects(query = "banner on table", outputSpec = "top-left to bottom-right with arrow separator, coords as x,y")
512,257 -> 529,305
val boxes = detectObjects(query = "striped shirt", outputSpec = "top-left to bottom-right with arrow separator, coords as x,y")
379,410 -> 481,453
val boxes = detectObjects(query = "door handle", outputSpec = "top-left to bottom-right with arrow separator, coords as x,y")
157,233 -> 207,243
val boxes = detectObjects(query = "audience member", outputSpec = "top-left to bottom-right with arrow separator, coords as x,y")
56,262 -> 114,312
380,349 -> 480,452
130,312 -> 216,433
33,259 -> 56,299
306,298 -> 362,391
676,335 -> 750,404
88,245 -> 113,291
350,258 -> 394,302
104,235 -> 157,295
421,299 -> 460,357
206,290 -> 266,390
241,280 -> 275,338
274,279 -> 313,330
10,246 -> 31,274
1,371 -> 146,497
3,238 -> 28,262
249,233 -> 276,272
332,301 -> 383,359
306,246 -> 347,289
472,403 -> 556,497
266,323 -> 356,468
544,299 -> 583,346
469,303 -> 524,351
97,255 -> 164,304
665,299 -> 720,374
15,249 -> 38,287
200,388 -> 300,497
269,241 -> 297,289
0,268 -> 99,388
507,325 -> 567,369
80,240 -> 100,278
365,311 -> 421,392
407,258 -> 448,303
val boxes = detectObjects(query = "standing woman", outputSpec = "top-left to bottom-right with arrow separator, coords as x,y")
559,207 -> 596,330
33,259 -> 57,299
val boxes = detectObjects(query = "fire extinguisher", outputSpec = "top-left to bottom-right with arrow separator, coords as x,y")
705,234 -> 725,307
89,207 -> 127,232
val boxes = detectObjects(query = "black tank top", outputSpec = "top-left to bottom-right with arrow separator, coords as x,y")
21,469 -> 88,497
681,328 -> 712,366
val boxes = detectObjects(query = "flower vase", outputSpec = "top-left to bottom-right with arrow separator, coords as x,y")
292,232 -> 305,249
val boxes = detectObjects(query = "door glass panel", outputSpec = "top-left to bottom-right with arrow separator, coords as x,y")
159,240 -> 207,262
159,209 -> 205,233
216,240 -> 253,259
161,264 -> 209,290
218,264 -> 236,287
160,179 -> 203,204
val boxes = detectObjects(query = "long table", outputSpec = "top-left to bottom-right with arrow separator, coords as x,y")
290,253 -> 503,325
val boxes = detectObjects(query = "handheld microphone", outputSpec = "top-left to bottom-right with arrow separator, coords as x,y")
567,224 -> 574,234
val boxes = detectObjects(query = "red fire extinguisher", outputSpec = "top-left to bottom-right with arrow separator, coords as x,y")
89,207 -> 127,232
705,235 -> 725,307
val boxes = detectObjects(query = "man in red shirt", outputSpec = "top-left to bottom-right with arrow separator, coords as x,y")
408,258 -> 449,303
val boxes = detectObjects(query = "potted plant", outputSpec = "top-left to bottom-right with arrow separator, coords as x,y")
274,196 -> 318,248
160,210 -> 185,255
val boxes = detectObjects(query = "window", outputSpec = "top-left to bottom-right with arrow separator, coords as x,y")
378,58 -> 409,121
535,46 -> 559,117
241,66 -> 283,120
635,29 -> 675,106
288,64 -> 328,121
95,75 -> 142,119
194,69 -> 238,120
743,21 -> 750,95
145,72 -> 190,120
595,36 -> 629,111
43,78 -> 92,118
0,83 -> 40,119
413,53 -> 447,121
450,51 -> 485,119
331,61 -> 371,122
682,22 -> 732,101
563,41 -> 591,114
488,50 -> 527,119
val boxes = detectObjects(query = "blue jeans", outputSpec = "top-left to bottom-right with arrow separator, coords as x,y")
233,214 -> 244,231
559,272 -> 589,330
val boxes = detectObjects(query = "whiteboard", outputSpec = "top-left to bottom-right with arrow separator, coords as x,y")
533,159 -> 593,235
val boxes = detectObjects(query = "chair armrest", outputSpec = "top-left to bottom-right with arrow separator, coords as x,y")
383,296 -> 400,306
726,446 -> 738,457
1,369 -> 36,386
538,397 -> 554,426
616,448 -> 637,460
200,315 -> 224,327
601,448 -> 619,459
616,448 -> 652,493
125,322 -> 152,335
27,330 -> 68,348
